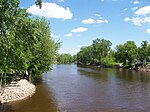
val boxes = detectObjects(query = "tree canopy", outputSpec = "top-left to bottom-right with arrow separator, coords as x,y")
0,0 -> 60,85
77,38 -> 112,66
77,38 -> 150,67
56,53 -> 75,64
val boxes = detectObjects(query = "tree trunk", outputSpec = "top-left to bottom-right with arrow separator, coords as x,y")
4,73 -> 6,86
0,73 -> 3,89
29,74 -> 32,83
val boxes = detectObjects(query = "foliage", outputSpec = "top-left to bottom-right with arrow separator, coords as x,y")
115,41 -> 138,66
77,46 -> 93,65
92,38 -> 112,64
0,0 -> 59,84
57,53 -> 74,64
138,41 -> 150,62
102,50 -> 115,66
77,38 -> 112,66
35,0 -> 42,8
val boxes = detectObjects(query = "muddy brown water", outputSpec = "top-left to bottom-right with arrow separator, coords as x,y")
1,64 -> 150,112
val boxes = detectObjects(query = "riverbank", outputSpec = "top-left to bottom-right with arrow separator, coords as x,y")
138,64 -> 150,72
0,79 -> 36,104
77,63 -> 150,72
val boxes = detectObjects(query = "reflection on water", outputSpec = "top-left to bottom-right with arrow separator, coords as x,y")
43,64 -> 150,112
1,64 -> 150,112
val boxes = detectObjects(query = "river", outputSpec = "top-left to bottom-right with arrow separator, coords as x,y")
1,64 -> 150,112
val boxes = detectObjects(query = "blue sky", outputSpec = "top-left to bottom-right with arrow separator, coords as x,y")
20,0 -> 150,55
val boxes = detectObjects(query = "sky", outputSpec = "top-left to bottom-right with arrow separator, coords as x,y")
20,0 -> 150,55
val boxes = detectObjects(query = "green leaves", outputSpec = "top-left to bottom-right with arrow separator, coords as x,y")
77,38 -> 112,66
57,53 -> 74,64
115,41 -> 138,66
0,0 -> 59,80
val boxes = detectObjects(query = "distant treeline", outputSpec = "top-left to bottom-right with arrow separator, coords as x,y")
76,38 -> 150,67
56,53 -> 76,64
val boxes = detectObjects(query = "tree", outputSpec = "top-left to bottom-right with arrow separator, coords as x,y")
102,50 -> 115,66
57,53 -> 74,64
115,41 -> 138,66
92,38 -> 112,65
138,41 -> 149,62
35,0 -> 42,8
77,46 -> 93,65
0,0 -> 59,84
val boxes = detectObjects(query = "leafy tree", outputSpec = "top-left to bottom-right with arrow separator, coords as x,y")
138,41 -> 149,62
57,53 -> 74,64
92,38 -> 112,65
0,0 -> 59,84
115,41 -> 138,66
102,50 -> 115,66
77,38 -> 112,66
35,0 -> 42,8
77,46 -> 93,65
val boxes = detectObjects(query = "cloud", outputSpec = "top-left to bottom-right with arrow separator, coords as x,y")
64,33 -> 72,37
27,2 -> 73,20
100,0 -> 104,2
146,29 -> 150,33
95,14 -> 101,17
97,19 -> 108,23
58,0 -> 64,2
124,6 -> 150,26
82,18 -> 108,24
124,8 -> 128,11
132,7 -> 138,11
82,18 -> 95,24
71,27 -> 88,33
135,6 -> 150,16
124,17 -> 143,26
133,0 -> 140,4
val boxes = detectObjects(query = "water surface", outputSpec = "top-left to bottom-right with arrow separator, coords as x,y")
1,64 -> 150,112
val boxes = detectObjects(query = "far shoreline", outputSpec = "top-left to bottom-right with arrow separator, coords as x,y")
77,63 -> 150,73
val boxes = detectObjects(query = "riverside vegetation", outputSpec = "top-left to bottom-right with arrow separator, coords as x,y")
56,38 -> 150,71
76,38 -> 150,71
0,0 -> 60,103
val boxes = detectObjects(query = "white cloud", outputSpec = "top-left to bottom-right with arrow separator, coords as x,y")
64,33 -> 72,37
125,16 -> 150,26
132,7 -> 138,11
95,14 -> 101,17
71,27 -> 88,33
82,18 -> 108,24
82,18 -> 95,24
124,8 -> 128,11
58,0 -> 64,2
97,19 -> 108,23
135,6 -> 150,16
27,2 -> 73,20
124,17 -> 143,26
133,0 -> 140,4
146,29 -> 150,33
125,6 -> 150,27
